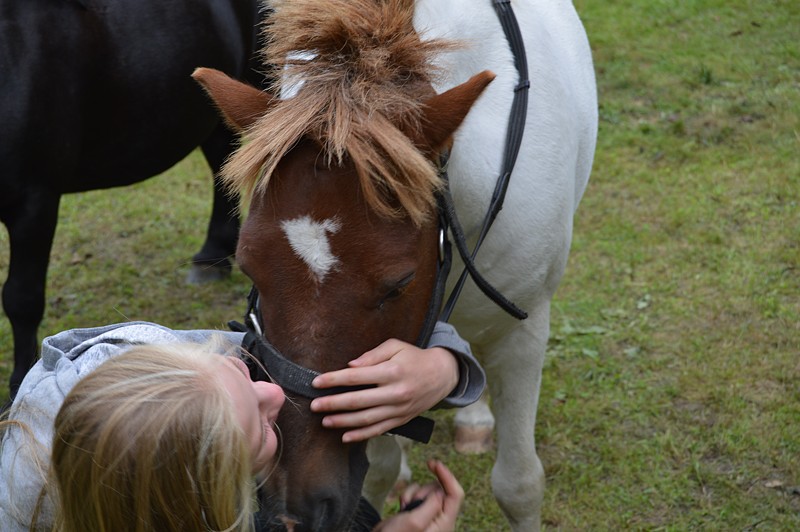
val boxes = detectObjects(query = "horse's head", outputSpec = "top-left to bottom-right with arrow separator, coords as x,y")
193,2 -> 492,529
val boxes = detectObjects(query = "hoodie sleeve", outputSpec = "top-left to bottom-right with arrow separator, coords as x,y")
0,331 -> 87,531
426,321 -> 486,408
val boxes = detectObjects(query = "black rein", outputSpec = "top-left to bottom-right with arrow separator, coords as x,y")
439,0 -> 530,322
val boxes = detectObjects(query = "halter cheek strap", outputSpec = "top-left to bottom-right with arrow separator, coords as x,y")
414,191 -> 453,347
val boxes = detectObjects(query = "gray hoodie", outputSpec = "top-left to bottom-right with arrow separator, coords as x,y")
0,321 -> 483,530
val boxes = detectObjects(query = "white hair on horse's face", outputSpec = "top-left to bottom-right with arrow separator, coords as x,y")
281,215 -> 342,282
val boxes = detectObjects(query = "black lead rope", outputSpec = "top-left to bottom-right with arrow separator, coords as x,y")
439,0 -> 530,322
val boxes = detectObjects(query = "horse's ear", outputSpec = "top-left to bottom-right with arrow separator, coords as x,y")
192,67 -> 275,131
415,70 -> 495,153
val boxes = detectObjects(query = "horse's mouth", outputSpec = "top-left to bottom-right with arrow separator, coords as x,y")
278,514 -> 299,532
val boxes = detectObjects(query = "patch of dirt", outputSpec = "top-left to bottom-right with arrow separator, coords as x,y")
741,379 -> 785,407
672,398 -> 717,428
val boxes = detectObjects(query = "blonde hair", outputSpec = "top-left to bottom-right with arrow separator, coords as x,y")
48,342 -> 257,532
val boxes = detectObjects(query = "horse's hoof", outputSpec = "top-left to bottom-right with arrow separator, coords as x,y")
454,425 -> 494,454
186,263 -> 231,284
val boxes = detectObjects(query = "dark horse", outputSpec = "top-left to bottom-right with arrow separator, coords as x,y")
0,0 -> 266,396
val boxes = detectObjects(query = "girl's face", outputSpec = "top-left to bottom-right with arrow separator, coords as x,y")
218,357 -> 285,476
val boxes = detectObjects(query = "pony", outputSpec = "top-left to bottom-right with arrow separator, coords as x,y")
0,0 -> 267,397
194,0 -> 597,529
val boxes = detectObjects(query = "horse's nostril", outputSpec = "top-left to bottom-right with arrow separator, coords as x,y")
304,490 -> 345,532
315,497 -> 336,530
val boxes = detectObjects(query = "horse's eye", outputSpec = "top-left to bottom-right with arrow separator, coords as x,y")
384,287 -> 403,301
378,272 -> 415,308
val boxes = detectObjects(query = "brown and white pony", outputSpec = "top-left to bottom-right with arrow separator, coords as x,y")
195,0 -> 597,530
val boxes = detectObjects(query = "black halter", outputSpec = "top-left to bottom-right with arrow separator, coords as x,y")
229,0 -> 529,445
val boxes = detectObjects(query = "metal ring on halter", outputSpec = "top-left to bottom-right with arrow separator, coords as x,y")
248,311 -> 263,337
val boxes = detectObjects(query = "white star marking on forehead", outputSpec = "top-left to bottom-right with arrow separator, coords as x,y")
280,216 -> 342,282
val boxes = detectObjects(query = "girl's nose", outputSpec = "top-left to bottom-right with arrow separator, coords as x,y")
255,381 -> 285,416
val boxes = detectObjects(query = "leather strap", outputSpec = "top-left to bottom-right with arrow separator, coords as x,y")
440,0 -> 530,321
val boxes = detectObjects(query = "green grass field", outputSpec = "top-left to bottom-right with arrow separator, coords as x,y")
1,0 -> 798,529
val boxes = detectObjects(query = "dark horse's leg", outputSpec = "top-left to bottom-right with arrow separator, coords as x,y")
186,4 -> 274,286
1,190 -> 60,398
187,124 -> 241,284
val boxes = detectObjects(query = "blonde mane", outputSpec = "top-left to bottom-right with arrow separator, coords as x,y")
222,0 -> 454,224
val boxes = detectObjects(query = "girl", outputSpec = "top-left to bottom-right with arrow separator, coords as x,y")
1,322 -> 474,530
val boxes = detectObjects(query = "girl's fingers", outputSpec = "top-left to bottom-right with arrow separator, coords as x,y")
310,385 -> 391,413
428,460 -> 461,496
348,339 -> 406,367
428,460 -> 464,519
407,491 -> 444,525
317,404 -> 399,428
400,483 -> 439,509
340,416 -> 406,443
312,363 -> 388,389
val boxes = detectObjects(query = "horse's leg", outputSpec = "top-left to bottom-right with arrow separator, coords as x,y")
1,192 -> 61,398
454,390 -> 495,454
362,435 -> 402,512
187,124 -> 240,284
486,301 -> 550,531
396,436 -> 413,487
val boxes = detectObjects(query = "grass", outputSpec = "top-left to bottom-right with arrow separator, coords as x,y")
1,0 -> 798,529
411,1 -> 799,529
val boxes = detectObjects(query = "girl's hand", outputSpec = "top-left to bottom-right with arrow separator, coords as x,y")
374,460 -> 464,532
310,340 -> 458,442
